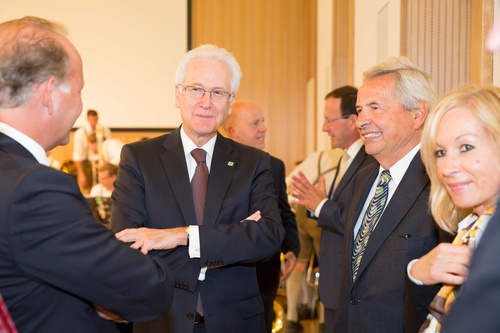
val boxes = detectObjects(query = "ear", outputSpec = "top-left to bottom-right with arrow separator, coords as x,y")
175,85 -> 181,108
228,125 -> 237,138
40,78 -> 57,115
412,100 -> 428,130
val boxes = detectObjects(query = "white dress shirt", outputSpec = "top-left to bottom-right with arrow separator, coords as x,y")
353,143 -> 421,238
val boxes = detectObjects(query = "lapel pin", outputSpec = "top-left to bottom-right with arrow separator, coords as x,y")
227,161 -> 234,166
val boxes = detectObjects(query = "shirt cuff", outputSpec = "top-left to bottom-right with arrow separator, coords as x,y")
188,225 -> 200,258
187,226 -> 207,281
314,198 -> 328,217
407,258 -> 423,285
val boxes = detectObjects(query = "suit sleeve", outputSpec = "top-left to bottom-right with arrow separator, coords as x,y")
9,167 -> 173,322
199,153 -> 286,267
275,159 -> 300,257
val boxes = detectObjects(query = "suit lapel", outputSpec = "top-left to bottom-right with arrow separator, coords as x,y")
159,128 -> 198,226
333,146 -> 367,201
354,153 -> 428,282
203,134 -> 236,225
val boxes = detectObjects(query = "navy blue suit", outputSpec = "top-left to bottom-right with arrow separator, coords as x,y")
333,153 -> 450,333
257,156 -> 300,332
316,146 -> 375,329
0,133 -> 173,333
111,128 -> 285,333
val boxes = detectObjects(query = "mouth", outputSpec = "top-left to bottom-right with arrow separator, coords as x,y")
447,181 -> 472,192
362,132 -> 382,139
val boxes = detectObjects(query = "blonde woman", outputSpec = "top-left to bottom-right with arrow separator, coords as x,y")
408,86 -> 500,332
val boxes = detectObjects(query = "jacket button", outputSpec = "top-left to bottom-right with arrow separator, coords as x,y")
187,312 -> 194,320
350,297 -> 359,305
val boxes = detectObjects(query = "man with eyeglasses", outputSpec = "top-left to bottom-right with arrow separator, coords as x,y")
110,44 -> 285,333
288,86 -> 375,333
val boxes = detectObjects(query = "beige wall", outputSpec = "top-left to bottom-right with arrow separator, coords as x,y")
1,0 -> 187,129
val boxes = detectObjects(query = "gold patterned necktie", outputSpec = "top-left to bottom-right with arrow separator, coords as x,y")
419,206 -> 496,332
351,170 -> 392,282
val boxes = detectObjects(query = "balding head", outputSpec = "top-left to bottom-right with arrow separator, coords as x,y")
0,16 -> 84,151
223,100 -> 267,149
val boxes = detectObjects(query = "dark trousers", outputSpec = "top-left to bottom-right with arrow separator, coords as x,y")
324,307 -> 337,333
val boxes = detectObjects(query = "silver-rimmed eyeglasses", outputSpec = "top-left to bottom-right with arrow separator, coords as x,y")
324,115 -> 349,124
178,85 -> 233,102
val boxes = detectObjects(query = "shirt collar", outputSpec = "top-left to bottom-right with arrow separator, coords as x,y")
0,122 -> 49,166
346,138 -> 363,160
179,124 -> 217,161
378,143 -> 421,187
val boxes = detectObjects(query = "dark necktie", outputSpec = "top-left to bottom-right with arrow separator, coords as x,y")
351,170 -> 392,281
191,148 -> 209,225
191,148 -> 208,317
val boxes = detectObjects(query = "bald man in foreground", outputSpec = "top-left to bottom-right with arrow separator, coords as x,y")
223,100 -> 300,333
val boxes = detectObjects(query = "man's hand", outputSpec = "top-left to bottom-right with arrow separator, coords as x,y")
290,171 -> 327,212
93,304 -> 124,322
241,210 -> 261,222
115,227 -> 188,254
280,251 -> 297,283
410,243 -> 473,285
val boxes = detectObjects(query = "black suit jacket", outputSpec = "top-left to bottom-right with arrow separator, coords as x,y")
442,202 -> 500,333
0,133 -> 173,333
257,156 -> 300,301
110,128 -> 285,333
317,146 -> 375,311
333,152 -> 449,333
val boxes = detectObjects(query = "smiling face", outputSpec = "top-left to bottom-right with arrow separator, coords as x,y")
435,107 -> 500,215
228,101 -> 267,149
175,57 -> 233,146
355,74 -> 425,168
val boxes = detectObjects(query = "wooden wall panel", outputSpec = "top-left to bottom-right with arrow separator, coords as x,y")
401,0 -> 493,98
332,0 -> 355,87
191,0 -> 317,173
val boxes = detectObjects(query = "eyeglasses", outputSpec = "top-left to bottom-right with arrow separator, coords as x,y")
324,115 -> 349,124
178,85 -> 233,102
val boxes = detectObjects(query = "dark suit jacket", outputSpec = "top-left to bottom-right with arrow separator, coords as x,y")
257,156 -> 300,302
317,146 -> 375,311
0,133 -> 173,333
442,202 -> 500,333
110,128 -> 285,333
333,152 -> 449,333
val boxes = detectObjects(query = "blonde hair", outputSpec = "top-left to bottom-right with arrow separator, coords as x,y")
421,86 -> 500,233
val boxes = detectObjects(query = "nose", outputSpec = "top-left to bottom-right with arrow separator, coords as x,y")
322,121 -> 329,133
260,122 -> 267,133
439,153 -> 460,177
199,90 -> 212,107
355,108 -> 370,130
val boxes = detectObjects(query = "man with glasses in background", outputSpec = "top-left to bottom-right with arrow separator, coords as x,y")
111,44 -> 285,333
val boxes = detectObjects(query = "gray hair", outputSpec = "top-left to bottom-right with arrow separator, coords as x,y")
0,16 -> 71,108
175,44 -> 242,94
363,56 -> 437,112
